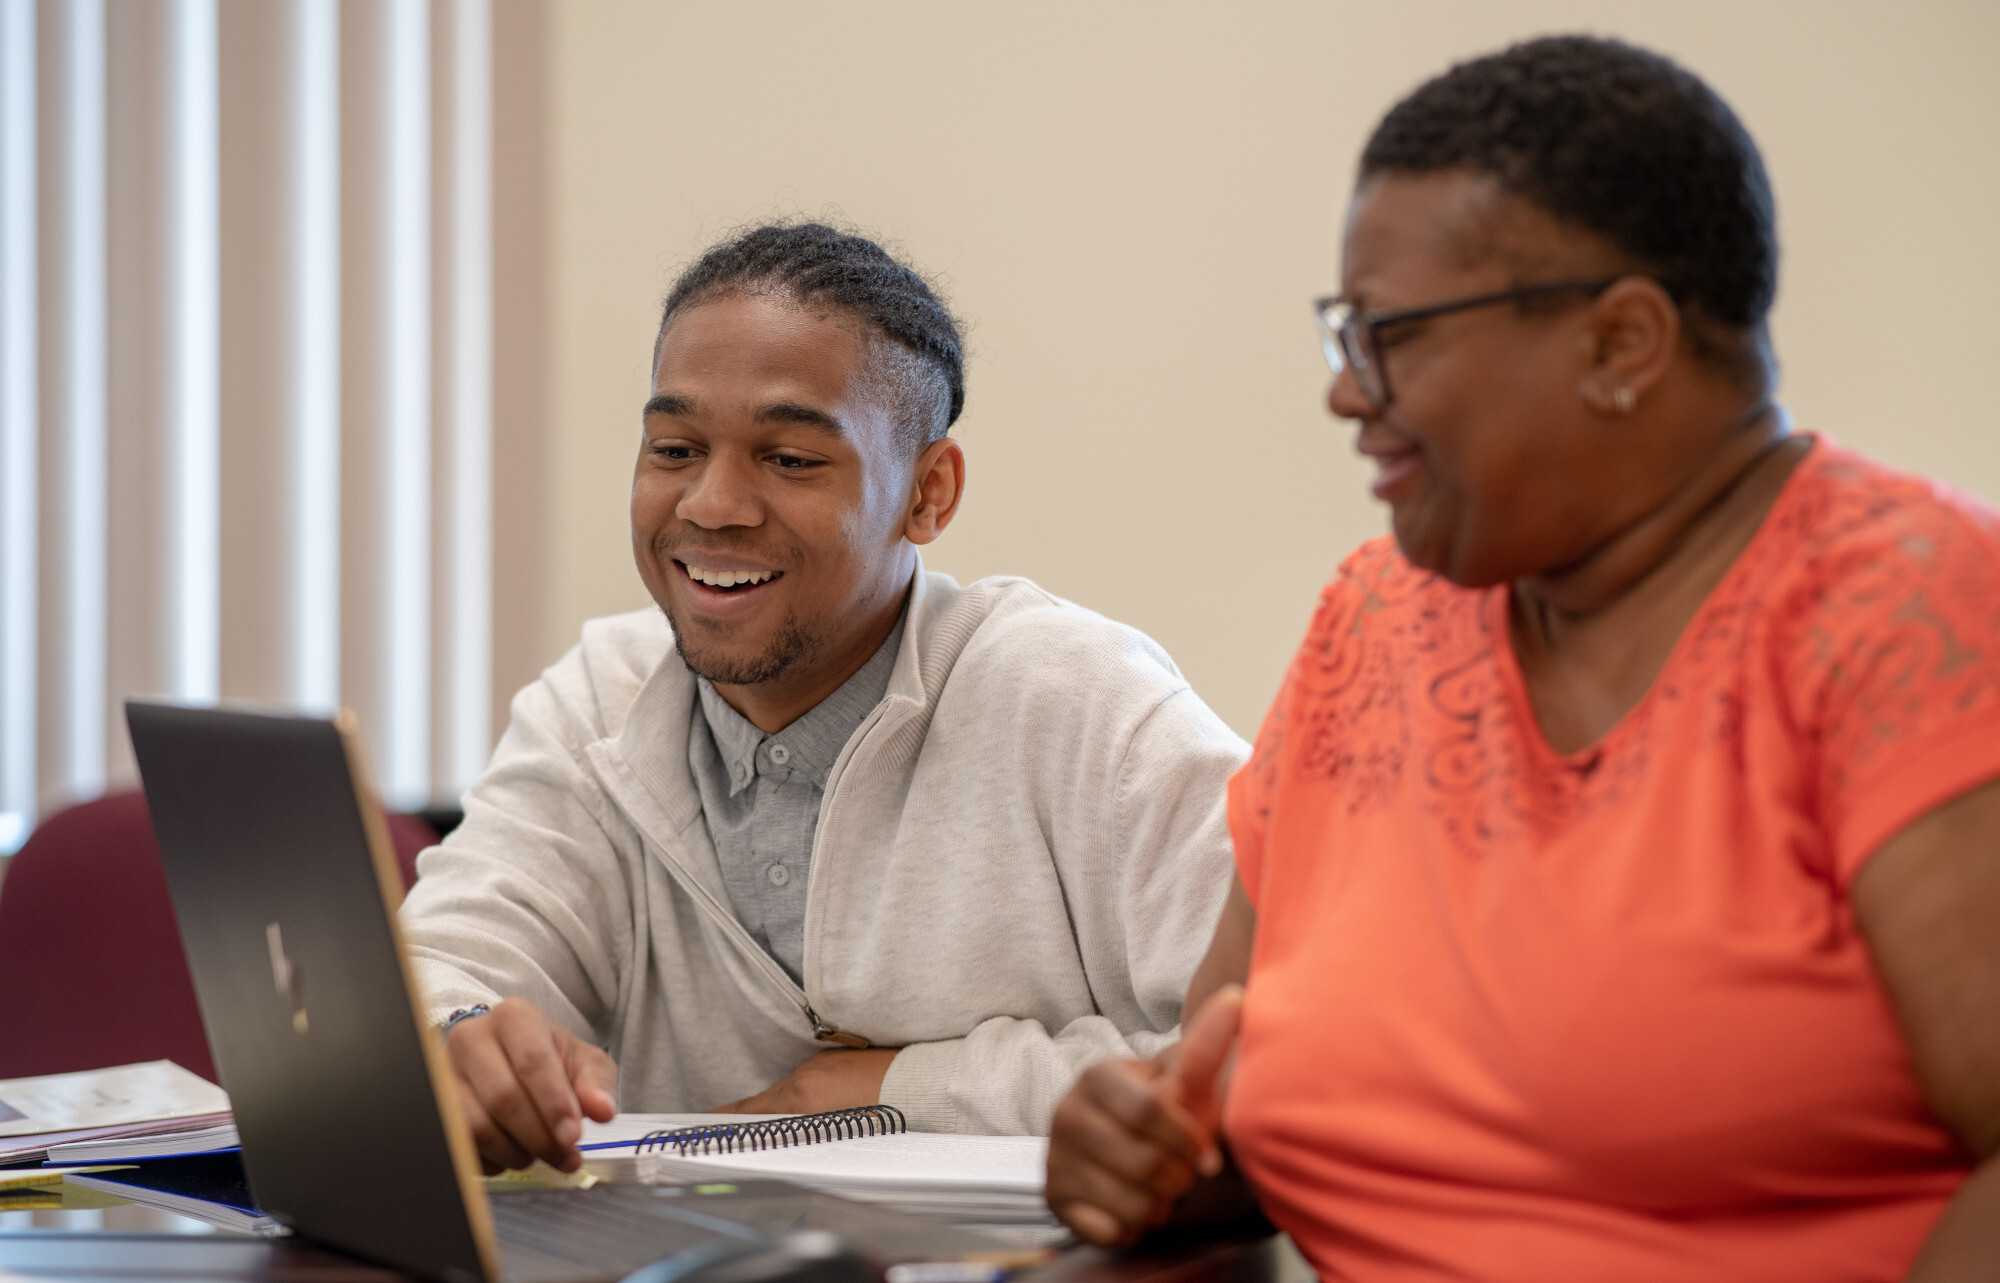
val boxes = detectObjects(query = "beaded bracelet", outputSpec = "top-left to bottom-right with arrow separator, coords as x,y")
439,1003 -> 492,1036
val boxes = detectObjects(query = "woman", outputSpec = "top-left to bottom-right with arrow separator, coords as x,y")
1044,34 -> 2000,1281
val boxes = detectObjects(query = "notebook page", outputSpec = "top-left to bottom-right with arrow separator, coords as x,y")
577,1113 -> 788,1151
636,1132 -> 1047,1193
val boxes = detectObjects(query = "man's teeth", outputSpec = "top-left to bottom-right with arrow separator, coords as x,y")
684,564 -> 778,589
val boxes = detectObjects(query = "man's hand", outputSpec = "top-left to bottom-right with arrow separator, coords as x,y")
443,997 -> 618,1174
1046,985 -> 1244,1247
713,1048 -> 898,1115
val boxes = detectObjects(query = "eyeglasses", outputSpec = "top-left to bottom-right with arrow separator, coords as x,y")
1313,278 -> 1620,412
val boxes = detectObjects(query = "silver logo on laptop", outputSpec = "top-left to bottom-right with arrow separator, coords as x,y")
266,922 -> 310,1036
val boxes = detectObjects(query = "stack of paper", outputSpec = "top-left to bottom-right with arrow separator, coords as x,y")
592,1126 -> 1053,1227
43,1121 -> 240,1163
0,1061 -> 231,1164
60,1151 -> 282,1235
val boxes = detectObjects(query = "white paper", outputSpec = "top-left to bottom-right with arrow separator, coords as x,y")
577,1112 -> 788,1151
42,1121 -> 242,1162
0,1061 -> 229,1138
636,1132 -> 1047,1192
611,1131 -> 1053,1224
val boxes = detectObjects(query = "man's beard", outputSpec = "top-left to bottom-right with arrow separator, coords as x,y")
667,607 -> 822,687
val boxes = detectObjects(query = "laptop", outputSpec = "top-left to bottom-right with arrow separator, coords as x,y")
124,700 -> 1010,1283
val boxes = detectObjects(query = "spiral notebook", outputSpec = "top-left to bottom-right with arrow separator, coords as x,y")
576,1106 -> 903,1156
577,1107 -> 1052,1227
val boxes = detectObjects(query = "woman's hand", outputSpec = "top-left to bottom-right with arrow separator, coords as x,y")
1046,985 -> 1244,1246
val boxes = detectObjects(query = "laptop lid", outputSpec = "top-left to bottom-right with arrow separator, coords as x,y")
126,701 -> 500,1283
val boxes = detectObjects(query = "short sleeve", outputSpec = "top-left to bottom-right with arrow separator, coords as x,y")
1785,484 -> 2000,886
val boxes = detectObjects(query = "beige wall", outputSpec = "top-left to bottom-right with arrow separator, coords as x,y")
513,0 -> 2000,739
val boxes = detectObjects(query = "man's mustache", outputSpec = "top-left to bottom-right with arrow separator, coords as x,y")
654,531 -> 796,569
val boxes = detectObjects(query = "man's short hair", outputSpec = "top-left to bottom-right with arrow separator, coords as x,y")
655,223 -> 966,454
1360,35 -> 1777,382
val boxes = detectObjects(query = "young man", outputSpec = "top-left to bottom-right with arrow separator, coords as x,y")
399,224 -> 1245,1172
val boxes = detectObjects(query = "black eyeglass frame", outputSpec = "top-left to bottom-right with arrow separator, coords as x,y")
1313,277 -> 1622,411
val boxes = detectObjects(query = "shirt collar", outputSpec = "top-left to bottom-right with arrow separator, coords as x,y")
695,608 -> 907,796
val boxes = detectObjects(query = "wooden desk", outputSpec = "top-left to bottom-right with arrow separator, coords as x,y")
0,1196 -> 1314,1282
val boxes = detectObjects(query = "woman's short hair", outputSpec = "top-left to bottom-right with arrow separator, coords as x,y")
1361,35 -> 1777,352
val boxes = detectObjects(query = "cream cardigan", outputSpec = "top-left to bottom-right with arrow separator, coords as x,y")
400,567 -> 1246,1134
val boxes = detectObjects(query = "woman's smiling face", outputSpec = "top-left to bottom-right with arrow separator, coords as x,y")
1330,171 -> 1648,587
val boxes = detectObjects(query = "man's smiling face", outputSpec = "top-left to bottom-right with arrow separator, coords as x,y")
632,290 -> 923,717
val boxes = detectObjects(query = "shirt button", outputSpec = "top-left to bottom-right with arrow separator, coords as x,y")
732,763 -> 750,786
766,864 -> 791,887
768,743 -> 791,765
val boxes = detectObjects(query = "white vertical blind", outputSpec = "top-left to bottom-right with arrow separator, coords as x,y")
2,0 -> 39,853
7,0 -> 497,852
169,0 -> 220,703
296,0 -> 341,710
382,0 -> 433,801
436,0 -> 492,790
38,0 -> 108,805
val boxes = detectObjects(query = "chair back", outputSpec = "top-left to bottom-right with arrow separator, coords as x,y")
0,791 -> 437,1081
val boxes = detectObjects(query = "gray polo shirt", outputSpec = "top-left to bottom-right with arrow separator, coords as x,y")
686,615 -> 905,983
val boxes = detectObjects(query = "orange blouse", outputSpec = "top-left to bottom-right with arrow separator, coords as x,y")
1224,440 -> 2000,1281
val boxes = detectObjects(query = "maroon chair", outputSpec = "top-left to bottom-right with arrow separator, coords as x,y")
0,790 -> 439,1083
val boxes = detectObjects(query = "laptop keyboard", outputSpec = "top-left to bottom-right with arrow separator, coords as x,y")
488,1185 -> 768,1283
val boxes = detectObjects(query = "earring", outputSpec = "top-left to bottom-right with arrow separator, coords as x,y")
1612,386 -> 1636,414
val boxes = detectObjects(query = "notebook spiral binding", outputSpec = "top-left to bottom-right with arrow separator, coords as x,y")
636,1105 -> 908,1155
